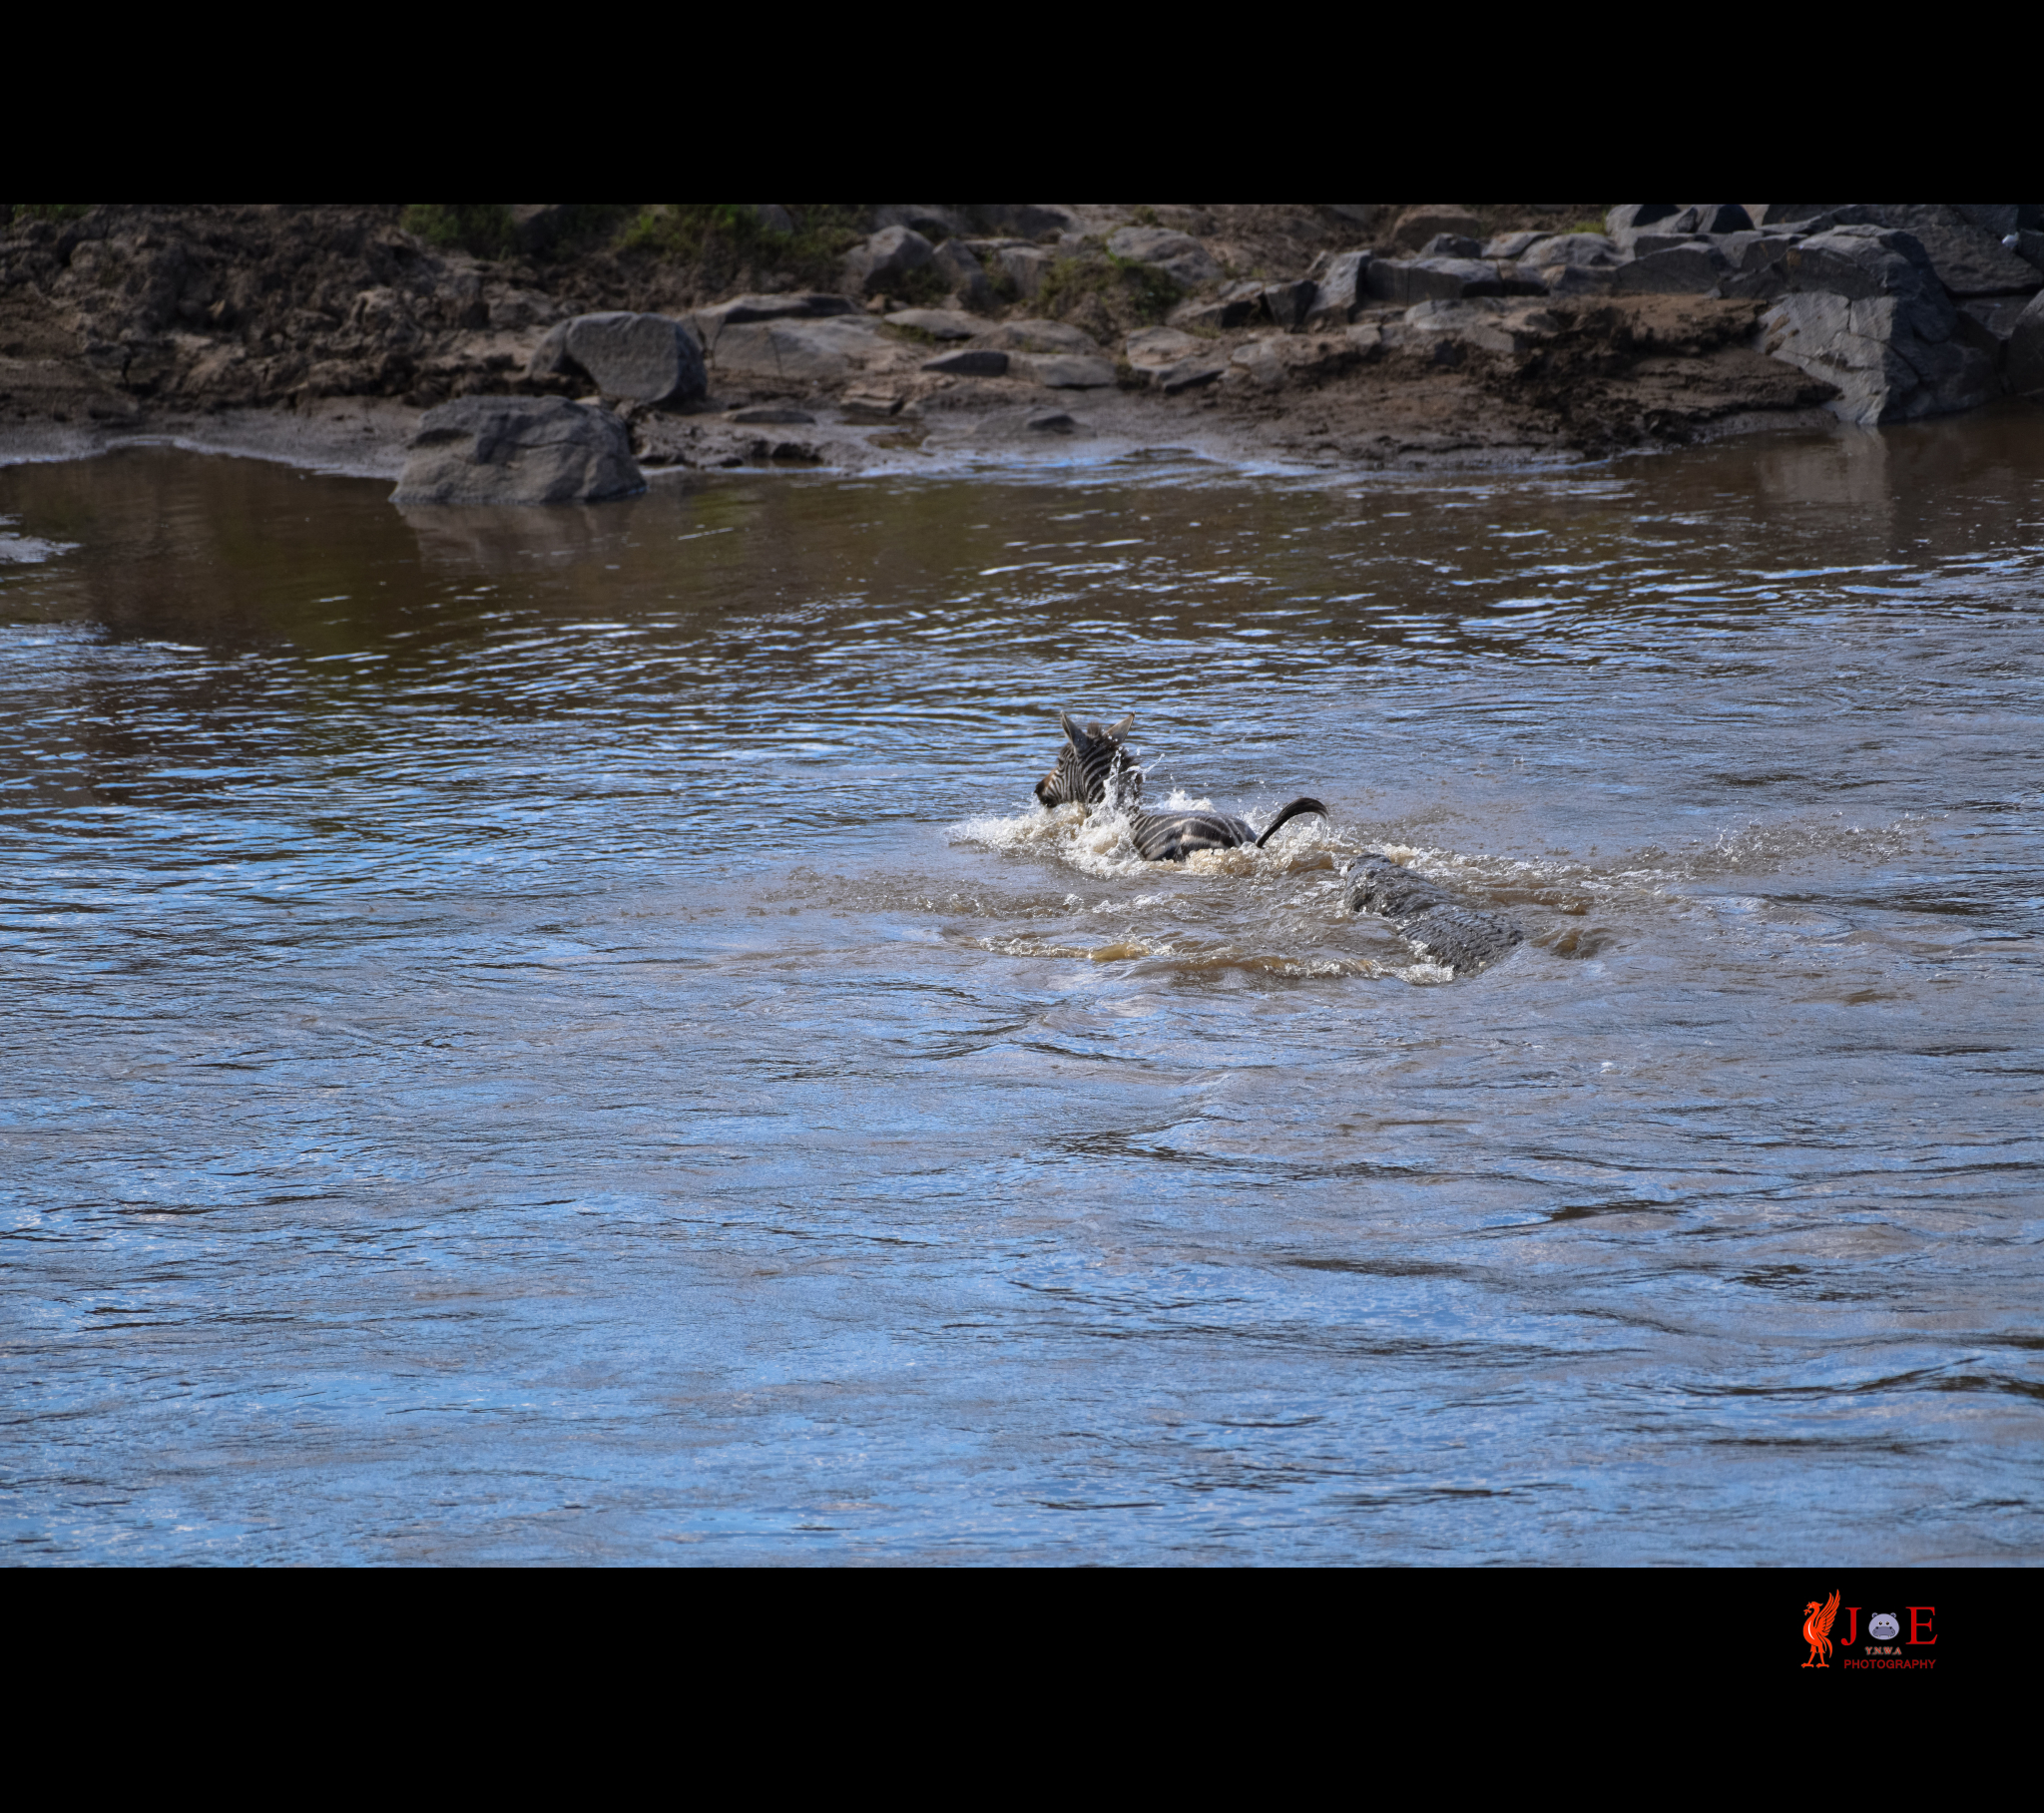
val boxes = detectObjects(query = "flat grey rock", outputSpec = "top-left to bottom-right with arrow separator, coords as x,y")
728,406 -> 815,424
1153,359 -> 1227,394
976,318 -> 1099,354
696,293 -> 854,331
1401,297 -> 1556,354
1026,410 -> 1077,432
1518,232 -> 1621,268
1011,352 -> 1117,388
1612,243 -> 1728,294
391,397 -> 644,506
1124,326 -> 1204,367
528,311 -> 707,405
885,307 -> 983,339
923,348 -> 1009,376
707,315 -> 889,385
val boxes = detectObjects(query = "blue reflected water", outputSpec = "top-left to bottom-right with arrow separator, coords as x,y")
3,413 -> 2042,1563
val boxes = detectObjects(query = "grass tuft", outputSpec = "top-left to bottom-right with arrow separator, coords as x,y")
401,205 -> 519,258
621,205 -> 866,291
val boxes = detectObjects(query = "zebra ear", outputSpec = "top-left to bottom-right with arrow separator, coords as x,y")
1106,713 -> 1134,740
1058,709 -> 1087,749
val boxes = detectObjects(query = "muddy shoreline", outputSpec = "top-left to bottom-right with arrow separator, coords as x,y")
3,203 -> 2029,485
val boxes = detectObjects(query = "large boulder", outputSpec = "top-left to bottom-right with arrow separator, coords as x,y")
528,311 -> 707,405
2009,290 -> 2044,401
1303,249 -> 1371,327
1762,226 -> 1995,424
1258,277 -> 1321,329
1877,204 -> 2042,296
1518,233 -> 1624,294
1388,206 -> 1481,251
1365,256 -> 1498,304
1105,226 -> 1221,286
391,398 -> 645,506
1612,242 -> 1729,294
1519,231 -> 1622,268
1785,225 -> 1946,311
843,225 -> 936,296
1607,204 -> 1750,249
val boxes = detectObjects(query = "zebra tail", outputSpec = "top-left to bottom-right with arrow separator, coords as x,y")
1254,797 -> 1330,849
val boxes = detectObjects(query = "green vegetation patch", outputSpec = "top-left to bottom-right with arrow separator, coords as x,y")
620,205 -> 866,292
1037,248 -> 1184,327
5,205 -> 95,227
401,205 -> 519,258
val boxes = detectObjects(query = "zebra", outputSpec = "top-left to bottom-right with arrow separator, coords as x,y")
1034,710 -> 1329,863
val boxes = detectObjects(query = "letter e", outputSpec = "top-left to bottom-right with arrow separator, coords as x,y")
1907,1606 -> 1935,1644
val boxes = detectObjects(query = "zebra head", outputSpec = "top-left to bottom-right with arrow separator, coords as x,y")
1035,710 -> 1141,809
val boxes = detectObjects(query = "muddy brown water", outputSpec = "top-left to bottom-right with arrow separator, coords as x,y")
3,416 -> 2041,1564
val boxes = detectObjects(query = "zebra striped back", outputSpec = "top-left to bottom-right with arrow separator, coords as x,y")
1035,708 -> 1328,864
1034,711 -> 1140,809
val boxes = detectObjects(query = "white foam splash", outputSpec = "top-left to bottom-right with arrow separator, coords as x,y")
952,796 -> 1343,881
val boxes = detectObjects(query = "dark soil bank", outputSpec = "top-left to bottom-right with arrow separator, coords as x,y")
3,203 -> 2038,477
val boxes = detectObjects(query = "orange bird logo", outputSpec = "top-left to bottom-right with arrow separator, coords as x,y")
1802,1590 -> 1841,1666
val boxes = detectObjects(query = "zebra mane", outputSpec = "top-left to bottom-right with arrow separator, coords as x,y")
1036,708 -> 1142,809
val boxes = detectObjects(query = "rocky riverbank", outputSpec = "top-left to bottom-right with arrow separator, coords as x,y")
4,203 -> 2039,484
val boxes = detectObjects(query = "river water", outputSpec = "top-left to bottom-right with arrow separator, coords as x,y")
4,415 -> 2041,1565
